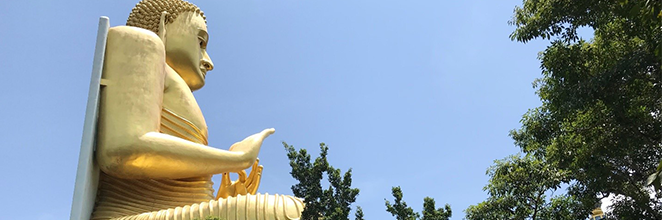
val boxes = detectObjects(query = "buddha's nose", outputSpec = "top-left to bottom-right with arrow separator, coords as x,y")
202,50 -> 214,71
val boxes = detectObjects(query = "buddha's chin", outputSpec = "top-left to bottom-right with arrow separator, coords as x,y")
180,70 -> 206,91
188,79 -> 205,91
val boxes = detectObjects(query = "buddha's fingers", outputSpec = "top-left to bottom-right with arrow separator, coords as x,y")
245,159 -> 260,186
260,128 -> 276,138
235,182 -> 248,196
217,173 -> 232,199
237,170 -> 247,182
228,128 -> 274,160
247,166 -> 263,195
221,172 -> 232,186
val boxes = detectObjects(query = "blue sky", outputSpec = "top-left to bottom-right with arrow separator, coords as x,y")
0,1 -> 552,219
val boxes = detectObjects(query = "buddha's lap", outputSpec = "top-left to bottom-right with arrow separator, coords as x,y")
93,193 -> 304,220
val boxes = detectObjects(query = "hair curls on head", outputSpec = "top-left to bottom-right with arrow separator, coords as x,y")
126,0 -> 206,35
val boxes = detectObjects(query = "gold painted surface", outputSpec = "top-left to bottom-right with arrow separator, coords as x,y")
161,107 -> 208,145
217,159 -> 264,199
111,194 -> 304,220
92,108 -> 215,219
590,207 -> 605,219
89,0 -> 304,219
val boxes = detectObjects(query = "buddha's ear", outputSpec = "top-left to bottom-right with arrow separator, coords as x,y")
158,11 -> 168,44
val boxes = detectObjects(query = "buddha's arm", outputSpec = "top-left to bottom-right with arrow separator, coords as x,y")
102,129 -> 273,179
96,26 -> 266,179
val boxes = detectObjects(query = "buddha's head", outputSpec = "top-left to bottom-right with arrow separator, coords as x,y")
127,0 -> 214,91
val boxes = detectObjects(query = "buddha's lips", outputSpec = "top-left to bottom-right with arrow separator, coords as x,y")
200,68 -> 207,78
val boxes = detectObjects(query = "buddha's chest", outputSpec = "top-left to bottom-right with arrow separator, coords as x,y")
161,75 -> 208,143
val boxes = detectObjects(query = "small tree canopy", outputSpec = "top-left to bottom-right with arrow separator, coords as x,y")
284,142 -> 360,220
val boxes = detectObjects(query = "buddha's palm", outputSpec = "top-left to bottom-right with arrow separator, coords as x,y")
215,128 -> 272,198
217,159 -> 263,199
229,128 -> 275,161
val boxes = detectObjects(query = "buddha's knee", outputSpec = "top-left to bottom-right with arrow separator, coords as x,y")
213,193 -> 304,220
110,193 -> 304,220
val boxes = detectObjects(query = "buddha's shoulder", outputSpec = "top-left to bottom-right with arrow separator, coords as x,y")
107,26 -> 164,52
103,26 -> 166,86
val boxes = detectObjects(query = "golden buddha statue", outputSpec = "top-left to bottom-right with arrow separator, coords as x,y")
90,0 -> 304,219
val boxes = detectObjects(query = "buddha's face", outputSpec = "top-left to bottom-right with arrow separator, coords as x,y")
164,11 -> 214,91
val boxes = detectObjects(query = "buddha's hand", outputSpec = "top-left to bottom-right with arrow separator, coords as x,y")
217,159 -> 263,199
228,128 -> 275,164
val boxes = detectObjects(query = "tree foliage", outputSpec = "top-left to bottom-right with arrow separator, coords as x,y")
465,155 -> 585,220
355,206 -> 365,220
499,0 -> 662,218
284,142 -> 360,220
385,186 -> 419,220
421,197 -> 452,220
385,186 -> 451,220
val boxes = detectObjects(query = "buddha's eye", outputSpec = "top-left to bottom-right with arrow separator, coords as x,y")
198,37 -> 206,48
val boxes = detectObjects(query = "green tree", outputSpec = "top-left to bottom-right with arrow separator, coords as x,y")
284,142 -> 360,220
355,206 -> 365,220
507,0 -> 662,218
385,186 -> 419,220
385,186 -> 452,220
421,197 -> 452,220
465,155 -> 585,220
